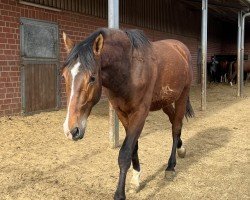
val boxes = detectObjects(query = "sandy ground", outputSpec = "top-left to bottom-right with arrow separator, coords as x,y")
0,83 -> 250,200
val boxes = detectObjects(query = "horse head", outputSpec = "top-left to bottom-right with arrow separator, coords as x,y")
62,32 -> 103,141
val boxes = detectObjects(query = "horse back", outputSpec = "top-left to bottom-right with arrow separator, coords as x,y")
233,60 -> 250,72
153,39 -> 192,83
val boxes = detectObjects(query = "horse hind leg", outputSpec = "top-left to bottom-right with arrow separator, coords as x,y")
162,107 -> 186,180
162,105 -> 185,159
163,89 -> 190,179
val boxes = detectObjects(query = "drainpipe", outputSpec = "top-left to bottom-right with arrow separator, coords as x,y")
108,0 -> 120,148
239,11 -> 250,97
201,0 -> 208,111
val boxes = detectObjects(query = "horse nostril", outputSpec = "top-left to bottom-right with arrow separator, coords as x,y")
70,127 -> 83,141
70,127 -> 79,137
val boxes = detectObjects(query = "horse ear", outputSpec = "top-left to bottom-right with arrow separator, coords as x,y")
93,34 -> 104,56
63,32 -> 74,53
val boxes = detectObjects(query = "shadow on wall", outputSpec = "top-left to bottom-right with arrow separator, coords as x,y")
139,126 -> 232,199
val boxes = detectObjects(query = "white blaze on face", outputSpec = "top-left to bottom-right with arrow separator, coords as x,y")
63,62 -> 81,137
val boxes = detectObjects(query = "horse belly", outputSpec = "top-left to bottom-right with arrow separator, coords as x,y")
150,90 -> 178,111
150,73 -> 186,111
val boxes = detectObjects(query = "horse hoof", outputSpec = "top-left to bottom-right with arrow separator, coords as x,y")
128,184 -> 140,194
177,146 -> 186,158
165,170 -> 176,181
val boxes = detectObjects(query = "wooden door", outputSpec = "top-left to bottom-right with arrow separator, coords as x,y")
23,63 -> 58,113
20,18 -> 60,114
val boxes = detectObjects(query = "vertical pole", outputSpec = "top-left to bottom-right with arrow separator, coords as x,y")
237,11 -> 242,97
239,12 -> 250,97
108,0 -> 119,148
201,0 -> 208,111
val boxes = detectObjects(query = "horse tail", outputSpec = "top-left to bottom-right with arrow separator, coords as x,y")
185,96 -> 195,120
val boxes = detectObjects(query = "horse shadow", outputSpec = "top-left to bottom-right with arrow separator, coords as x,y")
137,126 -> 232,199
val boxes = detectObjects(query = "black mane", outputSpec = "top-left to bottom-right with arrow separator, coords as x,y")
125,29 -> 151,50
63,28 -> 151,71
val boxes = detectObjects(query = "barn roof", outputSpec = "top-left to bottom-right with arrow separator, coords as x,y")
181,0 -> 250,23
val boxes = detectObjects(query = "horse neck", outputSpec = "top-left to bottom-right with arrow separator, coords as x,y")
100,46 -> 132,97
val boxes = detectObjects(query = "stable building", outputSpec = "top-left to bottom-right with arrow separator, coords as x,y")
0,0 -> 249,116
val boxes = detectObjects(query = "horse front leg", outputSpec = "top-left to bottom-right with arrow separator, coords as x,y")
114,111 -> 146,200
230,71 -> 237,86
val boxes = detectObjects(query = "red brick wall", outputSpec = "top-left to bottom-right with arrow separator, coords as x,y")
0,0 -> 108,116
222,39 -> 250,57
0,0 -> 223,116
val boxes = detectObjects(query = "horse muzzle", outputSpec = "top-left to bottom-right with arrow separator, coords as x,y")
70,127 -> 84,141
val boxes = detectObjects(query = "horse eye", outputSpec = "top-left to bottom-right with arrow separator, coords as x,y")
90,76 -> 96,83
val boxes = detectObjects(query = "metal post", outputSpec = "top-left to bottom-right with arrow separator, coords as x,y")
108,0 -> 119,148
239,12 -> 250,97
237,11 -> 242,97
201,0 -> 208,111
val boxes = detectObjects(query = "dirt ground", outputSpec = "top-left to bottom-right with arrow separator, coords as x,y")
0,83 -> 250,200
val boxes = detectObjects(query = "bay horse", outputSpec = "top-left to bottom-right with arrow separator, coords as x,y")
62,28 -> 194,200
218,60 -> 229,83
229,60 -> 250,86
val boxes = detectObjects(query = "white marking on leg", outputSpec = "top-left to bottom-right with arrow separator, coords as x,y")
230,81 -> 233,86
130,169 -> 141,187
63,62 -> 81,138
177,146 -> 186,158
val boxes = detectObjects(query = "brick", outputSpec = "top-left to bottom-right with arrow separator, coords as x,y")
11,98 -> 20,104
0,20 -> 6,26
0,43 -> 6,48
1,104 -> 10,110
0,93 -> 5,99
4,109 -> 12,115
4,49 -> 12,55
3,27 -> 12,33
1,72 -> 9,77
6,34 -> 14,39
0,37 -> 7,43
2,66 -> 10,71
7,88 -> 15,93
6,93 -> 13,98
4,83 -> 13,87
